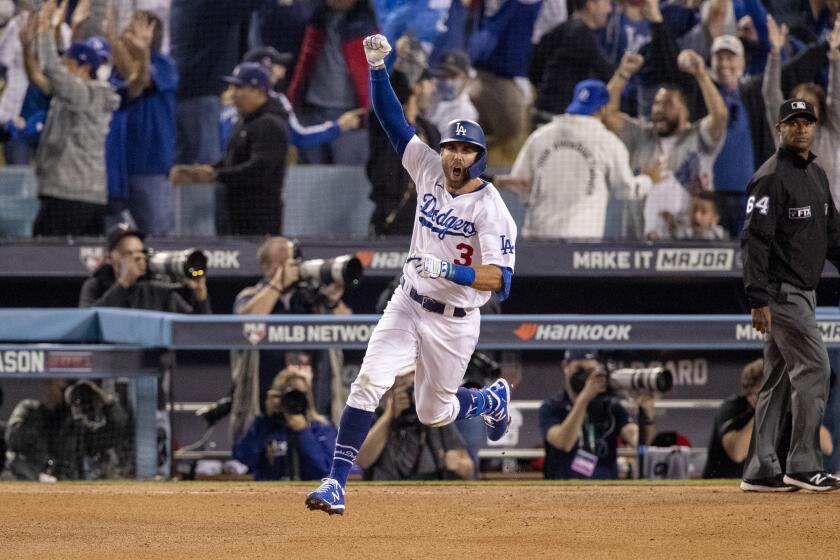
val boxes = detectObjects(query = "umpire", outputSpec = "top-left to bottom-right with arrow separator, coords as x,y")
741,98 -> 840,492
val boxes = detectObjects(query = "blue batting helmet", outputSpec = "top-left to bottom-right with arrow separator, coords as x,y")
440,119 -> 487,180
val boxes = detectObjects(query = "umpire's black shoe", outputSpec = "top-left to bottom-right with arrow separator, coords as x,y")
783,471 -> 840,492
740,474 -> 799,492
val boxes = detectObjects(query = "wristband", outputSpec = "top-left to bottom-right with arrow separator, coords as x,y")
267,283 -> 282,293
444,263 -> 476,286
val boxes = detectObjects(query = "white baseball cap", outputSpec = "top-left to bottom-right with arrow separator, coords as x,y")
711,35 -> 744,58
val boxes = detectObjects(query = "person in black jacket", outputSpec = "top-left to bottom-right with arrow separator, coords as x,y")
78,223 -> 210,313
170,63 -> 288,235
367,68 -> 439,236
529,0 -> 614,128
740,98 -> 840,493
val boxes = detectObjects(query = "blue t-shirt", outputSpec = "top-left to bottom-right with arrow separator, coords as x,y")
105,72 -> 130,200
124,53 -> 178,175
539,393 -> 631,480
468,0 -> 541,78
713,86 -> 754,194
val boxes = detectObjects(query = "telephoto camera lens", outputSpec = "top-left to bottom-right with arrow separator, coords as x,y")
298,255 -> 363,287
608,367 -> 673,393
147,249 -> 208,282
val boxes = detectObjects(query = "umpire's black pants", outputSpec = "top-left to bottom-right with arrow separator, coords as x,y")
744,282 -> 830,479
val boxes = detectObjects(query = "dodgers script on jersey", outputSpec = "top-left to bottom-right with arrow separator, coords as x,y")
401,136 -> 517,308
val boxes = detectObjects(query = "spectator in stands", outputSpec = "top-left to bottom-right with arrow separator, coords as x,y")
6,378 -> 130,480
709,34 -> 775,238
670,191 -> 728,240
703,359 -> 835,478
466,0 -> 541,161
497,79 -> 658,240
234,368 -> 337,480
25,1 -> 119,236
78,223 -> 211,313
170,63 -> 287,235
171,0 -> 261,167
356,367 -> 474,480
252,0 -> 315,70
0,7 -> 31,164
241,46 -> 365,151
600,0 -> 691,118
368,68 -> 438,236
102,10 -> 178,237
540,350 -> 657,480
373,0 -> 452,54
529,0 -> 614,128
231,237 -> 351,439
532,0 -> 568,46
764,16 -> 840,207
286,0 -> 377,165
426,49 -> 478,139
605,49 -> 729,240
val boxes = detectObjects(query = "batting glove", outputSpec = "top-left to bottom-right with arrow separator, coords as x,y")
414,254 -> 452,280
363,34 -> 392,68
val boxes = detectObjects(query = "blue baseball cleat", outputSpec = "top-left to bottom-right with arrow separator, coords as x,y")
481,378 -> 511,442
305,478 -> 345,515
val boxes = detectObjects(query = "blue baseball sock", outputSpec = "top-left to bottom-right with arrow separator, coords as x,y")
455,387 -> 487,419
328,405 -> 375,487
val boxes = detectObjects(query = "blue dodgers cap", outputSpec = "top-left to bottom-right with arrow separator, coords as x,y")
563,349 -> 601,362
221,62 -> 272,91
65,42 -> 101,73
565,79 -> 610,116
85,36 -> 112,62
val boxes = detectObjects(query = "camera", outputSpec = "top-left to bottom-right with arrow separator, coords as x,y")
570,364 -> 673,395
608,367 -> 673,393
65,381 -> 107,430
280,389 -> 308,416
147,249 -> 208,282
298,255 -> 363,288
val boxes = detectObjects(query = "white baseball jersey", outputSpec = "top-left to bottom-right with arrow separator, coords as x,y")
400,135 -> 518,308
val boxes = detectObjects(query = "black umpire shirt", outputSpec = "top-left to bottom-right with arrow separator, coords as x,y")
742,146 -> 840,308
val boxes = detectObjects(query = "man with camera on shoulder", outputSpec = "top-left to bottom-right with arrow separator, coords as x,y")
355,367 -> 474,481
230,236 -> 359,438
78,223 -> 211,313
540,350 -> 665,480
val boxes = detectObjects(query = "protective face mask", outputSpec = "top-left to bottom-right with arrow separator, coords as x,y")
0,0 -> 15,28
437,78 -> 464,102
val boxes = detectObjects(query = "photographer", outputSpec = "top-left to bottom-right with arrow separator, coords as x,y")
539,350 -> 657,480
231,236 -> 353,438
233,369 -> 336,480
355,367 -> 474,481
703,359 -> 835,479
5,379 -> 129,480
78,223 -> 211,313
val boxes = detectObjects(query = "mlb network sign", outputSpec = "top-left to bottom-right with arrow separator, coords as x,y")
735,321 -> 840,342
243,322 -> 374,345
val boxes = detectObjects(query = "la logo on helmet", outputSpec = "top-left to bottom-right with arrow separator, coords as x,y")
455,123 -> 467,136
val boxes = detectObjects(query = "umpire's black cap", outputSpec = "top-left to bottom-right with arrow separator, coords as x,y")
106,223 -> 145,252
778,98 -> 818,123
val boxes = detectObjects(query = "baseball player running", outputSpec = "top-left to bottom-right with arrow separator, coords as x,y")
306,34 -> 517,515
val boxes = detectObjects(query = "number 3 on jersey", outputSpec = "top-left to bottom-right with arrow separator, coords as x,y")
746,195 -> 769,215
454,243 -> 473,266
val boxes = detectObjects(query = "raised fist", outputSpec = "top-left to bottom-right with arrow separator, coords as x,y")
363,34 -> 392,68
677,49 -> 706,78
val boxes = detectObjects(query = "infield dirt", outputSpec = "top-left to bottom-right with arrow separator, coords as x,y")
1,481 -> 838,559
